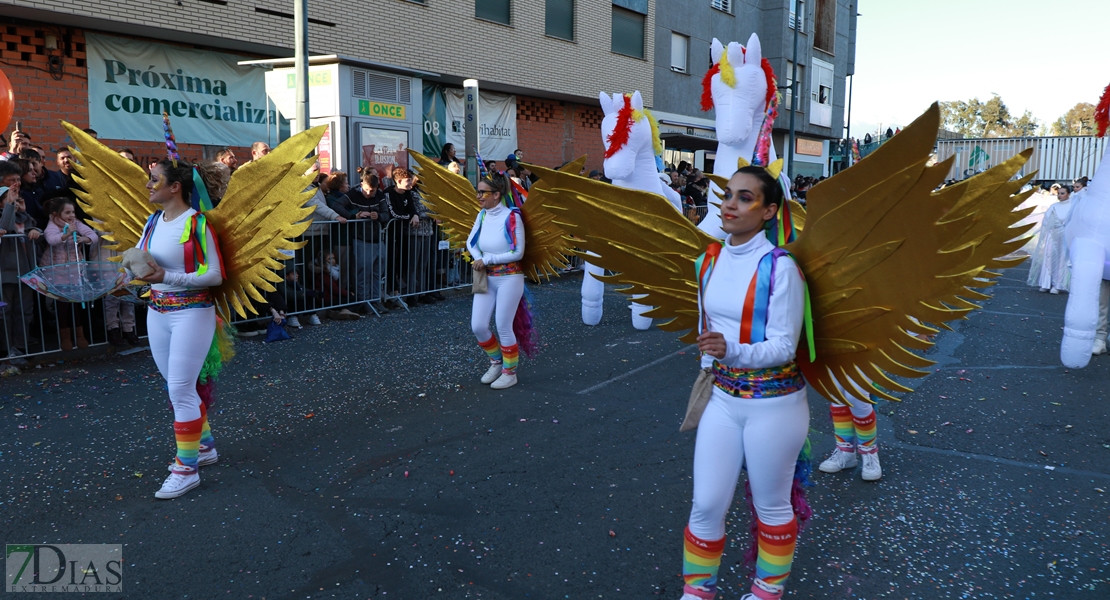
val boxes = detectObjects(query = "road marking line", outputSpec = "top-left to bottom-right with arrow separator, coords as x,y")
577,345 -> 696,395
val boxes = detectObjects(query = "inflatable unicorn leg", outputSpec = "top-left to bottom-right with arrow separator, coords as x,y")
1061,238 -> 1107,368
630,295 -> 652,330
582,258 -> 605,326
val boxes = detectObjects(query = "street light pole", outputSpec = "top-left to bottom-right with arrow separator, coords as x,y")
788,0 -> 800,183
294,0 -> 309,134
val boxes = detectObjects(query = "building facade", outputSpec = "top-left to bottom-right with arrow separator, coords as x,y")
653,0 -> 858,178
2,0 -> 660,173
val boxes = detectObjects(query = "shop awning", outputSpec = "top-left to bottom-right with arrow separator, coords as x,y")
657,120 -> 717,152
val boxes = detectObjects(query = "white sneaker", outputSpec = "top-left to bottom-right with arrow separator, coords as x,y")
1049,288 -> 1060,294
308,314 -> 322,326
154,471 -> 200,499
1093,339 -> 1107,355
480,362 -> 503,384
1039,287 -> 1050,292
287,316 -> 302,329
861,452 -> 882,481
490,372 -> 518,390
818,448 -> 858,473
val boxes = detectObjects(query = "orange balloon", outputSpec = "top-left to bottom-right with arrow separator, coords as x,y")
0,68 -> 13,135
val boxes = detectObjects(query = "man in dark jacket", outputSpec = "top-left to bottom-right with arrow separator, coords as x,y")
329,170 -> 391,313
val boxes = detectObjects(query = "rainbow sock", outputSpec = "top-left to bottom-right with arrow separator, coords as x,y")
853,409 -> 877,454
752,517 -> 798,600
172,415 -> 204,473
478,335 -> 502,363
199,405 -> 215,453
501,343 -> 519,375
829,405 -> 855,452
683,526 -> 725,599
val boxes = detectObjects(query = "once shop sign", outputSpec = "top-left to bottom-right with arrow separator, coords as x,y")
86,33 -> 270,147
359,100 -> 406,120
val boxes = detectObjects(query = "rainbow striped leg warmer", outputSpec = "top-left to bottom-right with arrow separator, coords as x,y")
751,517 -> 798,600
478,335 -> 502,364
172,414 -> 204,474
199,403 -> 215,453
683,526 -> 725,599
501,343 -> 520,375
829,405 -> 856,452
853,409 -> 878,454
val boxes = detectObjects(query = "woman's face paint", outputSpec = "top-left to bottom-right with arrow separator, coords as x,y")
147,166 -> 175,205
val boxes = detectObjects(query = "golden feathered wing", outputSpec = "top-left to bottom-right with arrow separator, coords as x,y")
787,104 -> 1033,403
525,162 -> 716,342
206,126 -> 325,319
528,104 -> 1033,405
407,150 -> 573,282
64,122 -> 156,249
61,120 -> 325,320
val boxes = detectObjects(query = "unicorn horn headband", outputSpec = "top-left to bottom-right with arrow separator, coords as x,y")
736,156 -> 783,181
161,112 -> 213,212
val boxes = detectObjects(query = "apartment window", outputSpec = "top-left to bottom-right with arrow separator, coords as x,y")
671,32 -> 689,73
788,0 -> 805,33
611,5 -> 645,59
711,0 -> 732,14
814,0 -> 835,53
546,0 -> 575,40
476,0 -> 511,24
809,57 -> 834,127
785,61 -> 804,110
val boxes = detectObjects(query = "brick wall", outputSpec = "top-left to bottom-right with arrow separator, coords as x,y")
4,0 -> 655,106
515,96 -> 603,173
1,24 -> 247,168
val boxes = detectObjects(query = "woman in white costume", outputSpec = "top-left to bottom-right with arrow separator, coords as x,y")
681,165 -> 809,600
136,159 -> 223,499
1027,185 -> 1073,293
466,172 -> 531,390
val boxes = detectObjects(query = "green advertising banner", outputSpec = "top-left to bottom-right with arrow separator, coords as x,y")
422,82 -> 446,159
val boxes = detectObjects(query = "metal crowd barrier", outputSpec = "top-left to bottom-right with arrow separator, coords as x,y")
1,220 -> 476,364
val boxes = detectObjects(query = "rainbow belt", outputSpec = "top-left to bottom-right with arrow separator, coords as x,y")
712,360 -> 805,399
150,289 -> 214,313
487,262 -> 523,277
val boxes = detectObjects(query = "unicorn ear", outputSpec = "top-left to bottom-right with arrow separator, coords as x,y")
630,91 -> 644,111
599,92 -> 614,114
726,42 -> 745,69
710,38 -> 724,65
745,33 -> 762,65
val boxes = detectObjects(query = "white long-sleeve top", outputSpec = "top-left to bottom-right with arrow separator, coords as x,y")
466,204 -> 525,265
142,208 -> 224,292
699,233 -> 805,370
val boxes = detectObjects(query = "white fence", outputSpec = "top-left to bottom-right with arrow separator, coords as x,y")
935,136 -> 1107,182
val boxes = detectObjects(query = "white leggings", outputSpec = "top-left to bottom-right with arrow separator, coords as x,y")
147,306 -> 217,422
471,274 -> 524,347
835,379 -> 877,419
689,388 -> 810,540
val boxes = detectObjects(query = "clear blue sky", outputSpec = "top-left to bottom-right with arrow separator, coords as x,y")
848,0 -> 1109,138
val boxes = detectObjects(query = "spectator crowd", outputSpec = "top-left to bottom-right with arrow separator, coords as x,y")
0,125 -> 474,373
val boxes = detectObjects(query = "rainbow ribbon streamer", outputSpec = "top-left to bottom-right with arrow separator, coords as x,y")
190,168 -> 214,213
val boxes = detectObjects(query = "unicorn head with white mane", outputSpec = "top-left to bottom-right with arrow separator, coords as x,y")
698,33 -> 785,239
580,91 -> 682,329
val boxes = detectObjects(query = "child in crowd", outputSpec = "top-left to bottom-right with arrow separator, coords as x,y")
313,249 -> 359,320
0,186 -> 41,361
42,196 -> 98,350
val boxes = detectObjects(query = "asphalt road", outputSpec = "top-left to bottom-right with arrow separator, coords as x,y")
1,265 -> 1107,599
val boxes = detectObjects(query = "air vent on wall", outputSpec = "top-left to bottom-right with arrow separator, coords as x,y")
364,71 -> 398,102
398,78 -> 411,103
352,70 -> 367,98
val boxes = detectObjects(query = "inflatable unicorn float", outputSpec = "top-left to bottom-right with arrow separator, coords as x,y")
581,90 -> 682,329
698,34 -> 789,239
1060,82 -> 1110,367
